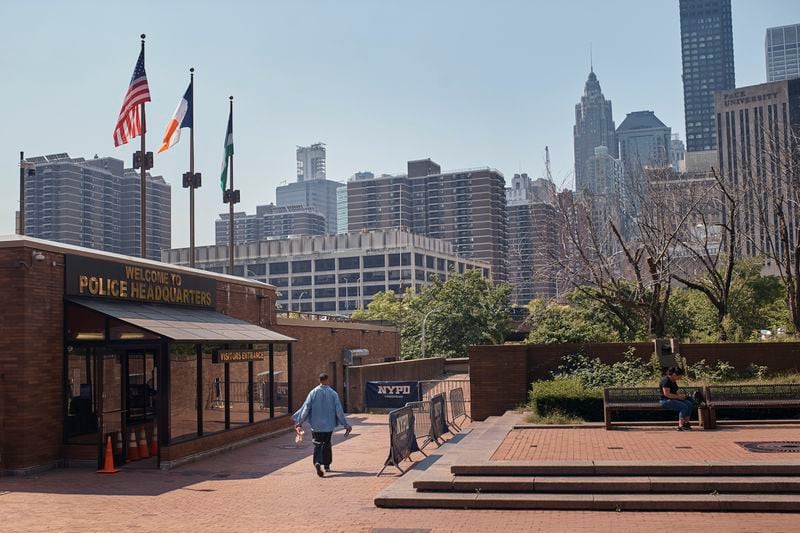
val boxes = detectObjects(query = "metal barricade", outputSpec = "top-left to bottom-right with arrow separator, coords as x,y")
419,379 -> 471,422
448,387 -> 472,430
405,400 -> 435,450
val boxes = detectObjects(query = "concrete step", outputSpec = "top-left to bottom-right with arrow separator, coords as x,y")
414,475 -> 800,493
451,461 -> 800,477
374,491 -> 800,511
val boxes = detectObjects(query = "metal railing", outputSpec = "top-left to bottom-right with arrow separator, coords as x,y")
404,400 -> 435,450
206,380 -> 289,409
419,379 -> 471,420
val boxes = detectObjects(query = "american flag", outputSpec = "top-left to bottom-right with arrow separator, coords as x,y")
113,48 -> 151,147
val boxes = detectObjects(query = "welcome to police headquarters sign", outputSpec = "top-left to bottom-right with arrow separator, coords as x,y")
365,381 -> 420,409
66,255 -> 216,308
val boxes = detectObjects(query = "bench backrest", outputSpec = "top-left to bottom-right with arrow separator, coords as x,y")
706,383 -> 800,402
604,385 -> 704,404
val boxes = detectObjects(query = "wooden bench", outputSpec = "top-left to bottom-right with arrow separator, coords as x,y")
603,386 -> 710,429
704,383 -> 800,429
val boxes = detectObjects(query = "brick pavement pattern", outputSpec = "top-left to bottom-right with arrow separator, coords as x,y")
492,425 -> 800,462
1,416 -> 798,532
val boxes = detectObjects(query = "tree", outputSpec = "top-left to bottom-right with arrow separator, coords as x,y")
549,167 -> 699,338
525,291 -> 630,344
355,270 -> 512,358
670,168 -> 743,340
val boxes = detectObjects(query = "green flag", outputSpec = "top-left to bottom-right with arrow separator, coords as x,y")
220,108 -> 233,191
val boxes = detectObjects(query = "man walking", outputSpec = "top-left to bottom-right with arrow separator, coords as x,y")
292,373 -> 352,477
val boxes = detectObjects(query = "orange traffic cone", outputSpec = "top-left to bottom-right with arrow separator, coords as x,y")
127,429 -> 140,462
97,435 -> 120,473
137,427 -> 150,459
115,430 -> 123,461
149,425 -> 158,456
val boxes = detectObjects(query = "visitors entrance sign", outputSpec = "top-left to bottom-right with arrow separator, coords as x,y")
66,255 -> 216,308
212,349 -> 266,363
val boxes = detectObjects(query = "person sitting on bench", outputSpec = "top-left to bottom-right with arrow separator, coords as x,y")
659,367 -> 694,431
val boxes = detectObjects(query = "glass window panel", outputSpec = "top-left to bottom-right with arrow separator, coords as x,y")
364,255 -> 385,268
202,344 -> 226,435
315,301 -> 336,312
426,256 -> 434,268
315,274 -> 336,285
338,256 -> 360,270
269,262 -> 288,275
227,347 -> 251,428
388,253 -> 401,267
401,253 -> 411,265
363,271 -> 385,282
65,348 -> 98,443
315,258 -> 335,271
292,276 -> 312,286
292,260 -> 312,273
169,343 -> 198,442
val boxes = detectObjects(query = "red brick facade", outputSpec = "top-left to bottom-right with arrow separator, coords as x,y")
0,237 -> 399,474
469,342 -> 800,421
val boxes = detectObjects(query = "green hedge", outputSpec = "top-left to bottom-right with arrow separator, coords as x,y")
528,378 -> 604,421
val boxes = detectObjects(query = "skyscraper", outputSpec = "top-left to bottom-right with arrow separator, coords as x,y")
347,159 -> 508,281
766,23 -> 800,82
296,143 -> 326,182
616,111 -> 672,187
574,69 -> 617,191
506,173 -> 560,303
679,0 -> 735,153
22,153 -> 171,261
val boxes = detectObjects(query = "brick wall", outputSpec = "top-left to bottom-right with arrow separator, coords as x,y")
469,345 -> 528,421
346,357 -> 446,412
0,247 -> 65,472
271,319 -> 400,411
469,342 -> 800,420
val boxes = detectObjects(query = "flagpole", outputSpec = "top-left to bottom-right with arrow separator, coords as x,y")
228,96 -> 234,276
189,67 -> 196,268
139,33 -> 147,259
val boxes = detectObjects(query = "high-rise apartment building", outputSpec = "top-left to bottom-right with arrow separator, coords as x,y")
296,143 -> 326,182
671,135 -> 687,172
276,177 -> 343,234
347,159 -> 508,281
715,79 -> 800,256
22,153 -> 170,261
766,24 -> 800,82
679,0 -> 735,153
574,69 -> 617,191
336,186 -> 348,234
582,145 -> 626,246
215,204 -> 326,245
506,173 -> 560,303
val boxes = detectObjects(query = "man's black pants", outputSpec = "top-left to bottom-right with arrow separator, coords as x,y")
311,431 -> 333,467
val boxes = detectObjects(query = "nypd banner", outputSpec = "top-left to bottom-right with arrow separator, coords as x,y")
365,381 -> 420,409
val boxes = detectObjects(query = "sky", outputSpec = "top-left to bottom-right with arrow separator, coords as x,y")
1,0 -> 798,248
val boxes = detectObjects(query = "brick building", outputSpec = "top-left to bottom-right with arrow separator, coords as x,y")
0,235 -> 398,475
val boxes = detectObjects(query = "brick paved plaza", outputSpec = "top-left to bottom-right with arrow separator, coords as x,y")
2,414 -> 800,532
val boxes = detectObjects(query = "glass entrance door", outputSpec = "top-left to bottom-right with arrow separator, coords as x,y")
97,349 -> 123,468
123,350 -> 159,465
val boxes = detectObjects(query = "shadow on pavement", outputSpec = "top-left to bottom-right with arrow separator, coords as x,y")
0,416 -> 382,497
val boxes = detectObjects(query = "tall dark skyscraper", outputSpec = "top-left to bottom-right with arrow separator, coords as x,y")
574,69 -> 617,192
679,0 -> 735,153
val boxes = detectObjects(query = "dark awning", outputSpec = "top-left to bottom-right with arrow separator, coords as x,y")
67,297 -> 295,343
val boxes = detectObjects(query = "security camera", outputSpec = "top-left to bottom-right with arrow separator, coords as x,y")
32,251 -> 45,262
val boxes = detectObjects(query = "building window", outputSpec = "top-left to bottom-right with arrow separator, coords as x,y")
291,275 -> 312,286
363,271 -> 385,282
314,274 -> 336,285
315,287 -> 336,298
170,343 -> 198,441
364,255 -> 385,268
426,255 -> 434,268
437,258 -> 445,271
415,253 -> 424,267
338,256 -> 360,270
270,262 -> 288,275
315,258 -> 335,271
292,260 -> 312,273
315,301 -> 336,312
65,348 -> 99,443
269,277 -> 289,287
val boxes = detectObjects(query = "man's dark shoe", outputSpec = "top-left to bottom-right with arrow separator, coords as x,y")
677,426 -> 687,431
324,465 -> 331,472
315,463 -> 324,477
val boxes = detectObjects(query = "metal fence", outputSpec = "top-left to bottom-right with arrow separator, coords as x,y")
206,380 -> 289,409
404,400 -> 435,450
419,379 -> 470,419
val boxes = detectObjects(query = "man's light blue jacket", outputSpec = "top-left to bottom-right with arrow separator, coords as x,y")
292,385 -> 350,432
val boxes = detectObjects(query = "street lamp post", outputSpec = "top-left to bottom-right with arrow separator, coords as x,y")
421,308 -> 438,359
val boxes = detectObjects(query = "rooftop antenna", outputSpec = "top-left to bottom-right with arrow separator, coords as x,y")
590,43 -> 593,73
